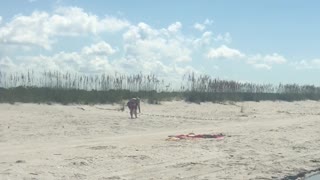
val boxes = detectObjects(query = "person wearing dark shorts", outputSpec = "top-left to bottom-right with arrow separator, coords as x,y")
127,98 -> 141,118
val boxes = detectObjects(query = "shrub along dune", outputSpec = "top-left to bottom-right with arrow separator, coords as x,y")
1,70 -> 320,104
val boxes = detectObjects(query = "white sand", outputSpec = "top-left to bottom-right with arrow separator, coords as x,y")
1,100 -> 320,179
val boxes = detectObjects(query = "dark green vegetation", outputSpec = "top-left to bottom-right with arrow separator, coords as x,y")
1,71 -> 320,104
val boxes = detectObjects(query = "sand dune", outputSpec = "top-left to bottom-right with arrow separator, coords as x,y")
1,101 -> 320,179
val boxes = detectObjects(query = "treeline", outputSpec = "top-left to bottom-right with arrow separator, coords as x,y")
1,70 -> 320,104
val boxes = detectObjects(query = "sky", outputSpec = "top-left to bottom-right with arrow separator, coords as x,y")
1,0 -> 320,86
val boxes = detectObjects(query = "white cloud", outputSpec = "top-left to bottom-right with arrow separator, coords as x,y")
253,63 -> 272,70
137,22 -> 159,38
125,38 -> 192,62
0,56 -> 16,70
0,11 -> 53,49
49,7 -> 129,36
82,41 -> 116,56
194,23 -> 205,31
0,16 -> 2,24
0,7 -> 130,49
100,16 -> 130,32
50,42 -> 116,73
115,57 -> 198,89
3,42 -> 116,73
193,31 -> 213,48
248,53 -> 287,65
206,46 -> 286,70
123,22 -> 192,62
215,32 -> 232,43
4,40 -> 195,84
292,59 -> 320,69
207,45 -> 245,59
246,53 -> 287,70
123,26 -> 140,42
264,53 -> 287,64
38,52 -> 111,73
167,22 -> 182,33
204,19 -> 213,25
193,31 -> 231,49
193,19 -> 213,31
0,19 -> 193,82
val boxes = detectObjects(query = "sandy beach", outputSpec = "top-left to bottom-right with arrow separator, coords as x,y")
1,100 -> 320,180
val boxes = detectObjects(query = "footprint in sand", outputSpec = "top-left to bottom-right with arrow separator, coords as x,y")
126,155 -> 150,160
70,161 -> 89,166
103,176 -> 122,180
15,160 -> 26,163
72,173 -> 87,179
89,145 -> 117,150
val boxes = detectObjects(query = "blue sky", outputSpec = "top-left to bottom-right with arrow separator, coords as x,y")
1,0 -> 320,86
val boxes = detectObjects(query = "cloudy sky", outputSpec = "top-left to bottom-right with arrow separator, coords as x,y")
0,0 -> 320,85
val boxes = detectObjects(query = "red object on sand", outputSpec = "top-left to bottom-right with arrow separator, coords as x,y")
167,133 -> 225,140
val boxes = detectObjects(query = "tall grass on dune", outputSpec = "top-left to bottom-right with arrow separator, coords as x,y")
182,73 -> 320,102
0,70 -> 165,91
1,70 -> 320,104
0,70 -> 173,104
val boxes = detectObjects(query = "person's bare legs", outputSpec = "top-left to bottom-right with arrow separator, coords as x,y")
128,103 -> 133,118
129,108 -> 133,118
134,108 -> 137,118
130,107 -> 137,118
128,101 -> 138,119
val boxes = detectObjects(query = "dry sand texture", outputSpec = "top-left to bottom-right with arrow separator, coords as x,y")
1,101 -> 320,179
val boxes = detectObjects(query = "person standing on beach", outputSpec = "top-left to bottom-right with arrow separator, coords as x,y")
127,97 -> 141,119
